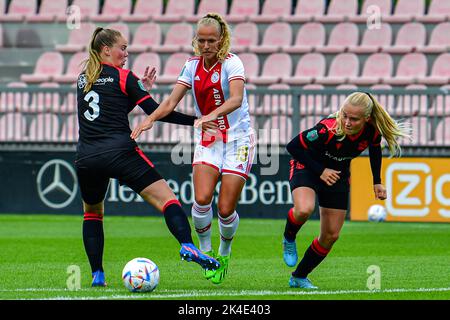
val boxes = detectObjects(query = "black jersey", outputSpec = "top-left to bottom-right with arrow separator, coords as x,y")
287,114 -> 382,182
76,63 -> 156,159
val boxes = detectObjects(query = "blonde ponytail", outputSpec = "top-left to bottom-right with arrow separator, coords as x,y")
193,13 -> 232,61
82,27 -> 122,93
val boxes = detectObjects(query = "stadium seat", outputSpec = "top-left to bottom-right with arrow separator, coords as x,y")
186,0 -> 228,22
28,113 -> 60,142
298,84 -> 326,116
250,0 -> 292,23
258,83 -> 292,115
428,85 -> 450,116
316,22 -> 359,53
55,22 -> 96,53
59,114 -> 79,142
323,84 -> 358,115
349,53 -> 393,86
226,0 -> 259,23
131,53 -> 161,79
153,0 -> 195,22
400,116 -> 430,146
245,83 -> 259,114
418,53 -> 450,86
282,53 -> 326,85
230,22 -> 259,53
0,112 -> 27,141
53,51 -> 88,84
250,53 -> 292,85
249,22 -> 292,54
156,52 -> 191,84
393,84 -> 429,116
0,23 -> 3,48
26,82 -> 61,114
284,22 -> 326,53
383,53 -> 428,85
417,0 -> 450,23
434,116 -> 450,146
0,82 -> 29,113
316,0 -> 358,23
349,0 -> 392,23
284,0 -> 325,23
260,115 -> 292,145
381,22 -> 426,54
417,22 -> 450,54
27,0 -> 68,22
0,0 -> 37,22
127,23 -> 162,53
59,84 -> 77,114
315,53 -> 359,85
238,53 -> 260,82
121,0 -> 163,22
0,0 -> 5,16
383,0 -> 425,23
90,0 -> 132,22
152,22 -> 193,53
299,115 -> 320,132
370,84 -> 395,113
21,52 -> 64,83
105,23 -> 130,43
348,23 -> 392,54
70,0 -> 100,21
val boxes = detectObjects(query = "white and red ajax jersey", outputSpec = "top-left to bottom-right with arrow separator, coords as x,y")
177,53 -> 252,143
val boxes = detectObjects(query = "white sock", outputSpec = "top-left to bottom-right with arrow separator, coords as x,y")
191,200 -> 213,252
218,211 -> 239,257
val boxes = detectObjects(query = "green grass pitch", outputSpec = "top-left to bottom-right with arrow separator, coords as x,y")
0,214 -> 449,300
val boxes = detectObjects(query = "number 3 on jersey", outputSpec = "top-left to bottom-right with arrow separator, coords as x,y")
84,90 -> 100,121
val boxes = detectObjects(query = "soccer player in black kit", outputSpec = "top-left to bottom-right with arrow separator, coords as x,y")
282,92 -> 410,289
76,27 -> 219,286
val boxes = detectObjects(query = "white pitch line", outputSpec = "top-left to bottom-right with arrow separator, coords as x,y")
5,287 -> 450,300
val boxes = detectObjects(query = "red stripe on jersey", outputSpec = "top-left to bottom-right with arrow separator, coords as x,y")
222,169 -> 248,180
177,79 -> 191,88
192,161 -> 220,172
229,76 -> 245,83
299,133 -> 308,149
135,147 -> 154,167
118,68 -> 130,96
136,95 -> 150,105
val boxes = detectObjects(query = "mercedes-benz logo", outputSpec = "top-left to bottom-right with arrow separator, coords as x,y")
36,159 -> 78,209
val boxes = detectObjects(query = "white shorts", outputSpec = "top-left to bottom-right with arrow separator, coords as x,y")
193,133 -> 256,180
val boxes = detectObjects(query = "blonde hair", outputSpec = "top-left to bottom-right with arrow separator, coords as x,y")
334,92 -> 411,157
82,27 -> 122,93
192,13 -> 231,62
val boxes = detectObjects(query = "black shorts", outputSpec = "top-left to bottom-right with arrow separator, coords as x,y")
75,147 -> 163,204
289,160 -> 349,210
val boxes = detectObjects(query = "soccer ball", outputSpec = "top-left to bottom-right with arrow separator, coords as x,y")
368,204 -> 387,222
122,257 -> 159,293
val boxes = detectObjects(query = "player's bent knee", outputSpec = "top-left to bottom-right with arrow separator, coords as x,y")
293,207 -> 314,221
217,205 -> 236,218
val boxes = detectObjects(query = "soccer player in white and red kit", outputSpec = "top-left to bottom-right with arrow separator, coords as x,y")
132,13 -> 256,284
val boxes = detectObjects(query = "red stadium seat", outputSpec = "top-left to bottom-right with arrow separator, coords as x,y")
55,22 -> 96,53
316,22 -> 359,53
349,53 -> 393,86
90,0 -> 132,22
0,0 -> 37,22
417,0 -> 450,23
127,23 -> 162,53
316,0 -> 358,23
27,0 -> 68,22
122,0 -> 163,22
53,51 -> 88,84
400,116 -> 430,146
250,0 -> 292,23
284,22 -> 326,54
384,0 -> 425,23
349,0 -> 392,23
70,0 -> 100,21
0,82 -> 29,113
282,53 -> 326,85
428,85 -> 450,116
249,22 -> 292,54
434,117 -> 450,146
226,0 -> 259,23
250,53 -> 292,85
393,84 -> 429,116
231,22 -> 259,53
156,52 -> 191,84
28,113 -> 60,142
417,22 -> 450,54
381,22 -> 426,54
131,53 -> 161,79
26,82 -> 60,114
419,53 -> 450,86
315,53 -> 359,85
323,84 -> 358,116
105,23 -> 130,43
260,115 -> 292,145
0,112 -> 27,141
370,84 -> 395,113
383,53 -> 428,86
59,114 -> 79,142
153,0 -> 195,23
186,0 -> 228,22
238,53 -> 260,82
258,83 -> 292,115
21,52 -> 64,83
59,84 -> 77,114
152,23 -> 193,53
284,0 -> 325,23
349,23 -> 392,54
299,116 -> 320,132
298,84 -> 326,116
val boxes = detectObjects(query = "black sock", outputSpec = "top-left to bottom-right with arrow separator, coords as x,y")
293,238 -> 330,278
163,200 -> 193,244
284,208 -> 304,242
82,213 -> 104,274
